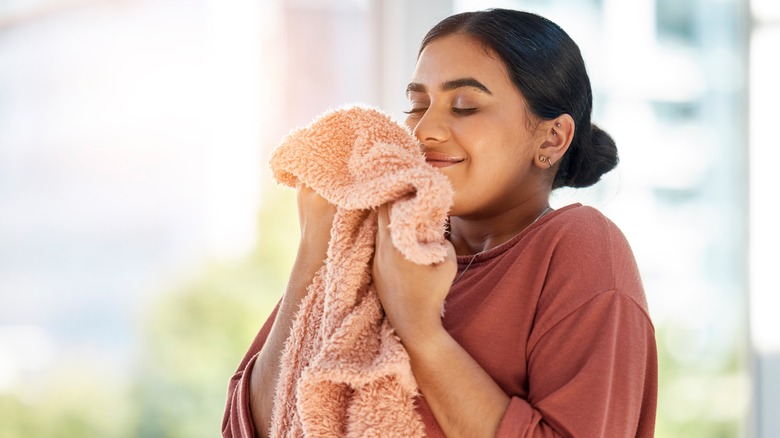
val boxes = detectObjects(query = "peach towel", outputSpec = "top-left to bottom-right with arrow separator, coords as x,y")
268,106 -> 453,437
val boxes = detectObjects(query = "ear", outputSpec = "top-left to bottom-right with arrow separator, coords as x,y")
534,114 -> 574,170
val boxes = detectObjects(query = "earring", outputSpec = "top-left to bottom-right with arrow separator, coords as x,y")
539,155 -> 553,169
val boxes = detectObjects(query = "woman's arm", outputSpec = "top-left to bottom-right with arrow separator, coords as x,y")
371,204 -> 657,438
372,204 -> 509,438
245,185 -> 336,438
403,326 -> 512,438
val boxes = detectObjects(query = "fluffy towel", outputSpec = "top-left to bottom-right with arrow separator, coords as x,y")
268,105 -> 454,437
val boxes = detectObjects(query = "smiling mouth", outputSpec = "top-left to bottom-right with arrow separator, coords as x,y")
424,152 -> 465,168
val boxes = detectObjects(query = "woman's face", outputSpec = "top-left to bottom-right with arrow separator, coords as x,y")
406,33 -> 547,218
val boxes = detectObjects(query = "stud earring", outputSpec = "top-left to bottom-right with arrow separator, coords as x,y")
539,155 -> 553,169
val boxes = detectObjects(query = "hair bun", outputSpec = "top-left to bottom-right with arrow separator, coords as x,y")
580,123 -> 619,187
557,123 -> 619,188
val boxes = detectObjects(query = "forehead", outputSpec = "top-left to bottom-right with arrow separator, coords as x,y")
411,33 -> 514,90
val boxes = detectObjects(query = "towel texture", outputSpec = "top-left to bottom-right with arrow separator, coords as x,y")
268,106 -> 453,437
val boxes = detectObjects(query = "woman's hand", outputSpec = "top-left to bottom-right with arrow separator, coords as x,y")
372,204 -> 509,437
371,203 -> 457,345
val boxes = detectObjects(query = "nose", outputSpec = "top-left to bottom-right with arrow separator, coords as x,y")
408,107 -> 449,145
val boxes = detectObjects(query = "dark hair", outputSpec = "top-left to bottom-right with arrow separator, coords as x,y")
420,9 -> 618,189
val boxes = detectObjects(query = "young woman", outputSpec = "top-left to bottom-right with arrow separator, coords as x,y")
225,9 -> 657,438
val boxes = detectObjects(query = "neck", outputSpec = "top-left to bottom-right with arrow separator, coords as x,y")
448,196 -> 551,256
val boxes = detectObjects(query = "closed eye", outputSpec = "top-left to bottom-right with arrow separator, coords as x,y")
403,107 -> 427,115
452,107 -> 477,115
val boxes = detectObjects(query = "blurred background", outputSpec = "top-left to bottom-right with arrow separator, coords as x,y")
0,0 -> 777,436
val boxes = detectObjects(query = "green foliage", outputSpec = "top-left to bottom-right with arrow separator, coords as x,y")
0,366 -> 136,438
655,323 -> 749,438
133,184 -> 297,438
0,183 -> 297,438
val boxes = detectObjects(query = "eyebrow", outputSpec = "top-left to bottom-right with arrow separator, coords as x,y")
406,77 -> 493,96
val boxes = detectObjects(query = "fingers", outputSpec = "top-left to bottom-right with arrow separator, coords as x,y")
375,203 -> 391,245
377,203 -> 390,228
373,204 -> 396,280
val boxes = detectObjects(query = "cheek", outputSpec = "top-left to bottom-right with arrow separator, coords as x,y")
474,140 -> 531,186
477,158 -> 514,186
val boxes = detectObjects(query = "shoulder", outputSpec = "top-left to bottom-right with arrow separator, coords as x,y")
543,204 -> 637,274
545,204 -> 621,244
533,204 -> 649,319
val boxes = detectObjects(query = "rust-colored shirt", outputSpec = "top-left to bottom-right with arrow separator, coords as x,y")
223,204 -> 657,437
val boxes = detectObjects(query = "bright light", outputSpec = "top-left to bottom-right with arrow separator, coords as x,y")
749,26 -> 780,354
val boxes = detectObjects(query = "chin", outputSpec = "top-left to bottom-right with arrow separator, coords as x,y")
446,198 -> 468,218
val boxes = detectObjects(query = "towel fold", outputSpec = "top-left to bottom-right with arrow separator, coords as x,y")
268,105 -> 453,437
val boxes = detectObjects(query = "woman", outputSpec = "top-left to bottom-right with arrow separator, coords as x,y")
224,9 -> 657,438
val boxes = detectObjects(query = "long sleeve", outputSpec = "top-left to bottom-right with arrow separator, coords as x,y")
222,303 -> 280,438
495,291 -> 657,437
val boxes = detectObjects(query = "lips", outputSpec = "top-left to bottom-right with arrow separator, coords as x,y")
424,152 -> 465,168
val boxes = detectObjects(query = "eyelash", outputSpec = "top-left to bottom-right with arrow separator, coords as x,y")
403,107 -> 478,116
453,107 -> 478,115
